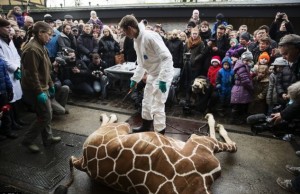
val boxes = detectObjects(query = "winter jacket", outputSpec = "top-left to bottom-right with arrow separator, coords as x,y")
281,102 -> 300,121
98,36 -> 120,68
77,32 -> 99,57
14,13 -> 24,28
200,29 -> 212,45
248,76 -> 269,114
231,60 -> 253,104
216,57 -> 234,100
21,38 -> 54,94
251,46 -> 273,64
183,38 -> 206,77
123,37 -> 137,62
225,45 -> 243,57
266,73 -> 278,106
166,37 -> 184,69
276,65 -> 296,96
87,18 -> 104,31
46,29 -> 60,59
207,64 -> 222,87
0,58 -> 13,94
57,32 -> 77,52
88,61 -> 107,80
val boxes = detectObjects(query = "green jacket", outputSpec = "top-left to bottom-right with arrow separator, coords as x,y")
21,38 -> 54,95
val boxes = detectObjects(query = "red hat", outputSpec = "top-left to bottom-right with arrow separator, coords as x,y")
211,56 -> 221,65
258,52 -> 270,63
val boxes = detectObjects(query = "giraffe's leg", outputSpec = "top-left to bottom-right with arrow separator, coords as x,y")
216,124 -> 236,145
108,114 -> 118,123
205,113 -> 216,139
100,113 -> 109,126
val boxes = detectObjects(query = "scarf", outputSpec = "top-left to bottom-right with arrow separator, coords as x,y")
187,36 -> 201,49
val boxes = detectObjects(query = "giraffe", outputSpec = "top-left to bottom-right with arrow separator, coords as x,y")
55,113 -> 237,194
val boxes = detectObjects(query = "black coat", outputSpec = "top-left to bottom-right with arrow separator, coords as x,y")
98,36 -> 120,67
166,37 -> 184,69
77,33 -> 99,56
123,37 -> 137,62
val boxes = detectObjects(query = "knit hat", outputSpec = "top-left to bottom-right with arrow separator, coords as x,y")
216,13 -> 224,20
0,18 -> 10,27
258,52 -> 270,63
240,32 -> 250,42
211,56 -> 221,65
230,38 -> 238,46
271,57 -> 288,66
241,50 -> 253,61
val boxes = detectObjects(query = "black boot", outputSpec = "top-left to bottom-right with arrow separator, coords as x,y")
132,119 -> 152,133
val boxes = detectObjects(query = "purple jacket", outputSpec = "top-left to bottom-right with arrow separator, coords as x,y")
231,60 -> 253,104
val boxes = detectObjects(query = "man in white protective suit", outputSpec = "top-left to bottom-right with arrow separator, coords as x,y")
119,15 -> 174,135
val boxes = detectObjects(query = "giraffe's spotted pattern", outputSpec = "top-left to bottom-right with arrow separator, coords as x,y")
71,122 -> 237,194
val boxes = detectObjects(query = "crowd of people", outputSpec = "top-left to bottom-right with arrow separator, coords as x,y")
0,6 -> 300,192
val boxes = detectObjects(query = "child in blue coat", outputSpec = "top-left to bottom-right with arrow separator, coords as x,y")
216,56 -> 234,112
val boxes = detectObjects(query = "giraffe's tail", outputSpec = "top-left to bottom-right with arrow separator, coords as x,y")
54,157 -> 75,194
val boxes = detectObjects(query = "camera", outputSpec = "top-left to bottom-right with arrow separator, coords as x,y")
277,13 -> 285,20
55,57 -> 66,66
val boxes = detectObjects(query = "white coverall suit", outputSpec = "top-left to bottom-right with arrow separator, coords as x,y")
131,24 -> 174,132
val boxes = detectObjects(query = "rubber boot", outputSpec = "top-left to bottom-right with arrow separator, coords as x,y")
132,119 -> 152,133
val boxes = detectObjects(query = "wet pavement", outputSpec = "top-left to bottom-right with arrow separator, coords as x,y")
0,89 -> 300,194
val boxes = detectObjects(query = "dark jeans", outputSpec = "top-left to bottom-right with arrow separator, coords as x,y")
292,175 -> 300,192
64,79 -> 94,95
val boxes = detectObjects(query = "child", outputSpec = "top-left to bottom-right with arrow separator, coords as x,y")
251,52 -> 270,78
88,53 -> 109,99
207,55 -> 222,88
0,58 -> 17,140
266,57 -> 288,115
199,21 -> 211,45
248,65 -> 269,115
216,56 -> 234,112
230,50 -> 254,124
225,38 -> 242,57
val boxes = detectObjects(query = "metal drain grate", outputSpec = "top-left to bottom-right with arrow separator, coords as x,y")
0,130 -> 86,190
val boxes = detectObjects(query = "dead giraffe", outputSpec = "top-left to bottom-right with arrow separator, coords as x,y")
55,113 -> 237,194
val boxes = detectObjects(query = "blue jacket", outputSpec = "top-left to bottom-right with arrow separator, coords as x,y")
216,56 -> 234,98
46,29 -> 60,59
0,58 -> 13,94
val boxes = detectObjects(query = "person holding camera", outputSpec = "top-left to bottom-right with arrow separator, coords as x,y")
274,81 -> 300,193
269,12 -> 294,44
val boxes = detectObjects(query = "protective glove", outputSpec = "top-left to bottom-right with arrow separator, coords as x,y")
130,80 -> 137,89
159,81 -> 167,93
7,88 -> 14,102
37,92 -> 48,104
14,68 -> 21,80
49,86 -> 55,97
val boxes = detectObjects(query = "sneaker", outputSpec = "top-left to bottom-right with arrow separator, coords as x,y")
282,134 -> 294,141
22,142 -> 40,153
43,136 -> 61,147
276,177 -> 296,192
286,165 -> 300,176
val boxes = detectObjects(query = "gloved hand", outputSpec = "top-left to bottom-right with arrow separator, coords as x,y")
7,88 -> 14,101
14,68 -> 21,80
130,80 -> 137,89
49,86 -> 55,97
37,92 -> 48,104
159,81 -> 167,93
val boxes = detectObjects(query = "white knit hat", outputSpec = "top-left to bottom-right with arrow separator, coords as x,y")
241,50 -> 253,61
271,57 -> 288,66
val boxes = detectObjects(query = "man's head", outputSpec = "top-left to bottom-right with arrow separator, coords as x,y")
44,14 -> 55,28
24,16 -> 34,28
278,34 -> 300,63
64,15 -> 73,25
192,9 -> 199,19
287,81 -> 300,103
200,21 -> 209,32
0,18 -> 11,38
239,32 -> 250,45
119,15 -> 139,39
258,36 -> 271,51
13,6 -> 22,16
216,25 -> 226,39
153,24 -> 162,33
238,25 -> 248,34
